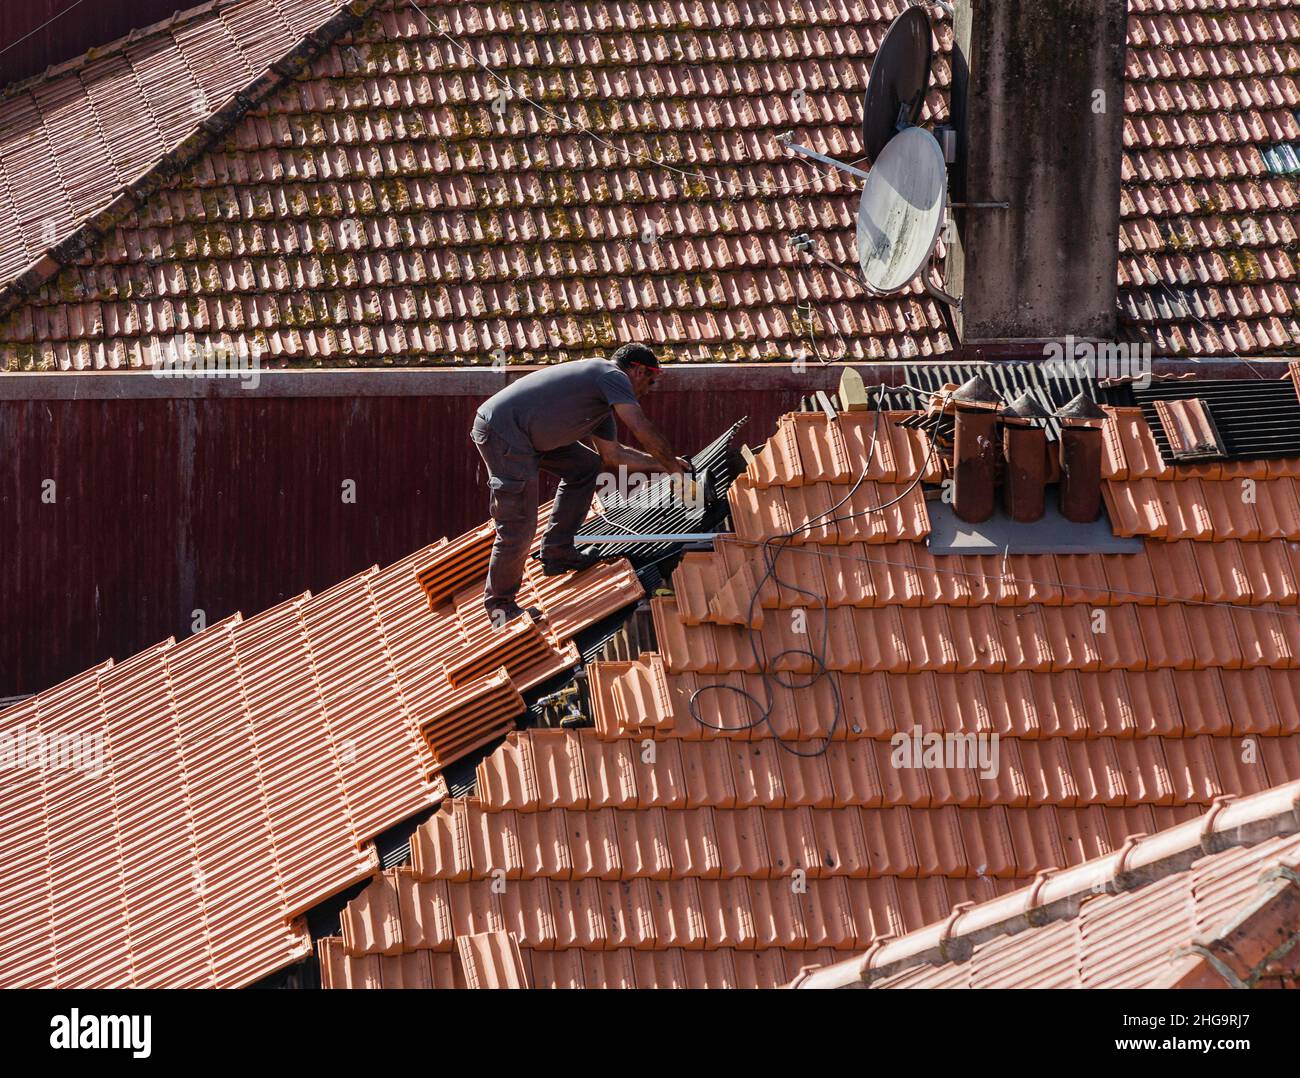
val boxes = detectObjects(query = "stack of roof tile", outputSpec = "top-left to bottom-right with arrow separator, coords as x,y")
319,400 -> 1300,988
0,0 -> 1293,370
0,517 -> 643,987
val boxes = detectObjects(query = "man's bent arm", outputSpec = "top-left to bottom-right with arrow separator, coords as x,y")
611,403 -> 686,474
591,439 -> 662,471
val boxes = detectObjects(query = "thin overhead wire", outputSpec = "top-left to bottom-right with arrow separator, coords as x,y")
0,0 -> 88,61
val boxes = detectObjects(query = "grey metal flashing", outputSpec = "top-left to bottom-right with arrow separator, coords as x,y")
926,498 -> 1143,555
1,359 -> 1293,401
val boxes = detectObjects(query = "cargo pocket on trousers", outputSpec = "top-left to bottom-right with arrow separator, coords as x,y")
488,476 -> 529,523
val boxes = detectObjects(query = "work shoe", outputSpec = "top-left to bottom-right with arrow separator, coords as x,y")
484,599 -> 542,628
541,547 -> 600,576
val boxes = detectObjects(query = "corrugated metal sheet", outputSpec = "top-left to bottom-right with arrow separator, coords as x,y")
1105,377 -> 1300,463
574,420 -> 747,565
873,362 -> 1096,442
800,361 -> 1097,442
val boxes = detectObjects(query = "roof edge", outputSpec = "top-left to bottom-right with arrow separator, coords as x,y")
0,0 -> 379,321
789,780 -> 1300,989
1,0 -> 222,102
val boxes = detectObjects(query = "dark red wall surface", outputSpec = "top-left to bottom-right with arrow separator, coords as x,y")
0,379 -> 796,697
1,0 -> 186,87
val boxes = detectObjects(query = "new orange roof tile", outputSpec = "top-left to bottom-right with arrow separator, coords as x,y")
1101,407 -> 1171,480
418,667 -> 525,768
710,807 -> 772,878
745,420 -> 802,489
579,739 -> 639,810
527,558 -> 645,640
441,612 -> 577,691
484,878 -> 548,951
1154,397 -> 1225,460
415,525 -> 495,608
789,412 -> 855,485
671,551 -> 726,625
456,930 -> 531,989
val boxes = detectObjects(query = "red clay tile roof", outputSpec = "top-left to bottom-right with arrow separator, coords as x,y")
317,396 -> 1300,989
0,0 -> 1295,370
790,779 -> 1300,988
0,521 -> 642,987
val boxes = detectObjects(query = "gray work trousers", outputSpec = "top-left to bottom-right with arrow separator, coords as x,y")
471,413 -> 602,604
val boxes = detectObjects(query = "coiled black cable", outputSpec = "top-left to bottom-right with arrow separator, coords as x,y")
686,386 -> 951,756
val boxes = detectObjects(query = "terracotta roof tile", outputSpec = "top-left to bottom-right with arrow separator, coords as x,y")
793,781 -> 1300,989
456,930 -> 530,988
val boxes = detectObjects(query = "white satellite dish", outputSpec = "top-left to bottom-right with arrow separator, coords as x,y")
855,125 -> 947,294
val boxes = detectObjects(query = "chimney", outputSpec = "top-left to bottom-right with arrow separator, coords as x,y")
951,375 -> 1002,523
1057,393 -> 1108,523
946,1 -> 1127,342
1001,392 -> 1051,522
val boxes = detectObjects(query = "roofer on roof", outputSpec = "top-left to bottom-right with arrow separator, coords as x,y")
471,343 -> 690,626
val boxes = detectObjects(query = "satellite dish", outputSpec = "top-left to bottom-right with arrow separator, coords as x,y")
855,126 -> 946,294
861,6 -> 934,165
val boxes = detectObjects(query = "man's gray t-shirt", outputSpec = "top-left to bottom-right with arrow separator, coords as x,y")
476,359 -> 639,453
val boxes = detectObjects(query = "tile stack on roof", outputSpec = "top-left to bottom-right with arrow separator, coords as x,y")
318,400 -> 1300,988
414,542 -> 644,765
0,519 -> 643,987
792,779 -> 1300,988
1,0 -> 1291,370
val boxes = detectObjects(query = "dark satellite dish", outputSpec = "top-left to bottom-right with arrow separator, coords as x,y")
861,5 -> 934,165
855,126 -> 947,294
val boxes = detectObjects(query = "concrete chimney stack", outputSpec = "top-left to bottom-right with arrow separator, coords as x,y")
946,1 -> 1127,343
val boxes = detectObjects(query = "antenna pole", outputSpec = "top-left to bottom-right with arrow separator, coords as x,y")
789,235 -> 868,290
776,133 -> 871,181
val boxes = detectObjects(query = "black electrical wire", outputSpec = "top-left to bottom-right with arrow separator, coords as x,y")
686,387 -> 951,756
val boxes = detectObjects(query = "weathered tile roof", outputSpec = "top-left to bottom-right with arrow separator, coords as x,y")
317,390 -> 1300,989
0,0 -> 343,284
0,524 -> 643,987
791,779 -> 1300,989
0,0 -> 1294,371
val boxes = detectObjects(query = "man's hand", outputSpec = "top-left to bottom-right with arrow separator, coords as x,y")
611,403 -> 687,477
